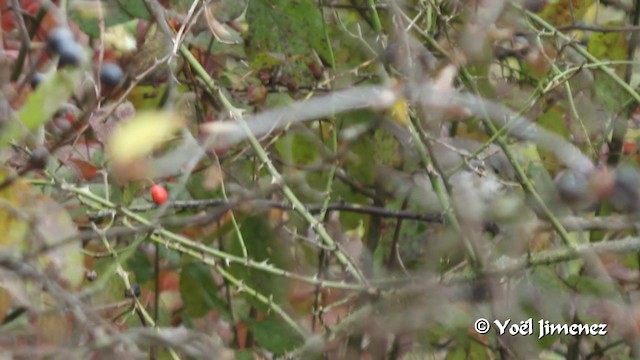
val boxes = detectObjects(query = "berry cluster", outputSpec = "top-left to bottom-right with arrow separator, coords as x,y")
47,27 -> 85,67
34,27 -> 124,89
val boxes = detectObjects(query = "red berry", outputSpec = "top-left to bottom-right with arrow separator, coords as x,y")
150,184 -> 169,205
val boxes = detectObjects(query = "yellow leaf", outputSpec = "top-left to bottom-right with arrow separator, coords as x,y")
107,111 -> 186,164
389,98 -> 409,126
32,197 -> 84,289
0,170 -> 31,250
0,168 -> 83,289
127,85 -> 167,110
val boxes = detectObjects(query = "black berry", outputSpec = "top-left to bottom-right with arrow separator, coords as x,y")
611,165 -> 640,213
556,170 -> 589,205
125,284 -> 141,298
30,72 -> 44,89
47,27 -> 74,54
99,62 -> 124,87
28,148 -> 49,169
57,41 -> 84,67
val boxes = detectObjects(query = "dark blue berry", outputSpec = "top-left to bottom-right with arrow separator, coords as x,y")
28,148 -> 49,169
57,41 -> 84,67
47,27 -> 74,54
30,72 -> 44,89
125,284 -> 141,298
612,165 -> 640,212
100,62 -> 124,87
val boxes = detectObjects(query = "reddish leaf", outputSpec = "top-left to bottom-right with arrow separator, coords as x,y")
55,141 -> 102,180
159,270 -> 180,293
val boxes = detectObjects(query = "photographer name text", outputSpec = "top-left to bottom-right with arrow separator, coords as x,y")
474,318 -> 608,339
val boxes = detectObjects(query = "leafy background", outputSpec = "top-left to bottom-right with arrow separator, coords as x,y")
1,0 -> 640,359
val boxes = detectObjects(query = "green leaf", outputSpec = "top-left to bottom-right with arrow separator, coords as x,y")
72,1 -> 148,38
346,136 -> 376,184
246,0 -> 332,64
71,7 -> 133,38
594,73 -> 632,113
116,0 -> 151,20
235,350 -> 255,360
467,339 -> 491,360
246,0 -> 333,87
5,68 -> 83,146
127,251 -> 154,285
587,22 -> 628,74
275,131 -> 320,166
248,319 -> 304,354
445,347 -> 468,360
228,216 -> 290,310
568,275 -> 618,296
373,127 -> 403,167
539,0 -> 594,26
180,262 -> 228,318
537,105 -> 570,139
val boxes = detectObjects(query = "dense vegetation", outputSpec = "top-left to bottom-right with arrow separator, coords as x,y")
2,0 -> 640,358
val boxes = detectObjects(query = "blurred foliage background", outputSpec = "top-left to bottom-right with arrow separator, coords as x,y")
2,0 -> 640,358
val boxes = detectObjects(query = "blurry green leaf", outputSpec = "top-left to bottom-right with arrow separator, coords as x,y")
71,6 -> 135,38
537,105 -> 570,139
246,0 -> 333,86
4,68 -> 83,146
116,0 -> 151,19
210,0 -> 248,21
529,268 -> 567,292
127,251 -> 154,284
467,339 -> 491,360
235,350 -> 254,360
122,25 -> 175,84
568,275 -> 618,296
374,127 -> 403,167
275,131 -> 320,166
588,22 -> 631,112
539,0 -> 594,26
536,106 -> 569,174
248,319 -> 303,354
228,216 -> 290,310
587,22 -> 628,74
445,347 -> 468,360
261,91 -> 291,111
249,52 -> 286,71
346,136 -> 376,184
107,111 -> 185,163
246,0 -> 332,65
180,262 -> 228,318
122,182 -> 142,206
527,162 -> 559,209
594,73 -> 632,113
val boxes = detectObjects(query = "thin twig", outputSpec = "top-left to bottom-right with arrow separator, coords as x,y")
180,45 -> 370,285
